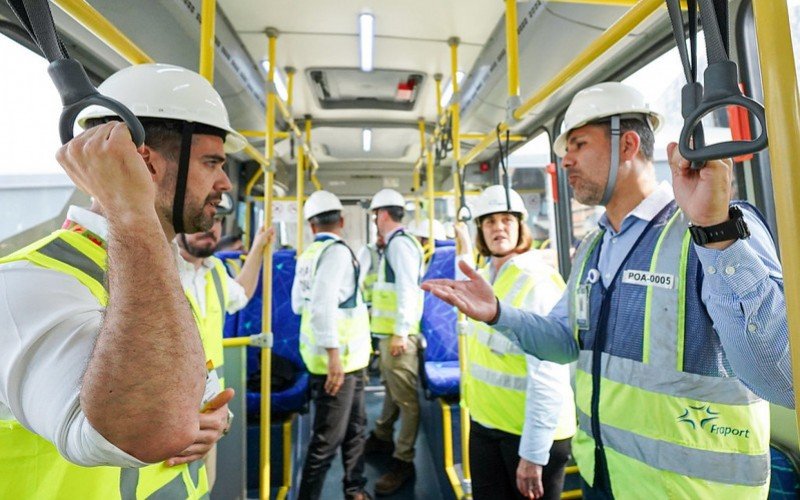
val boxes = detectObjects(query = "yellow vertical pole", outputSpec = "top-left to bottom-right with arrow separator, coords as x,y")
199,0 -> 216,82
286,67 -> 296,109
751,0 -> 800,434
504,0 -> 520,102
426,133 -> 436,249
434,73 -> 443,120
417,119 -> 426,226
296,130 -> 305,253
260,27 -> 278,500
448,35 -> 471,492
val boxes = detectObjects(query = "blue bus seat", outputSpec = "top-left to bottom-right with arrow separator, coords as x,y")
770,442 -> 800,499
420,245 -> 459,399
221,249 -> 310,418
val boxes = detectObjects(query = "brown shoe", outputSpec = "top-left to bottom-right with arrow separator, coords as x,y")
375,458 -> 415,496
364,431 -> 394,456
346,490 -> 374,500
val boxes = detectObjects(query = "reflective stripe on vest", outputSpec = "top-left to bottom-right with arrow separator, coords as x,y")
370,230 -> 423,335
569,208 -> 770,497
465,253 -> 575,439
185,258 -> 229,388
361,244 -> 380,305
297,239 -> 371,375
0,229 -> 210,499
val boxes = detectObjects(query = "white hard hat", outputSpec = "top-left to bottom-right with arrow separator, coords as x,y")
407,218 -> 447,241
304,190 -> 343,221
553,82 -> 663,157
77,63 -> 247,153
473,185 -> 528,221
369,189 -> 405,210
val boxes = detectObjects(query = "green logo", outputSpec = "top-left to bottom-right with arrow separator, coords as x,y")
677,404 -> 719,429
677,405 -> 750,438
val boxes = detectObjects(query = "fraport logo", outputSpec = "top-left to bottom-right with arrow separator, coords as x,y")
677,404 -> 751,439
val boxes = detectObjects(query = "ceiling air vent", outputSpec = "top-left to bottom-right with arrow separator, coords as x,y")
307,68 -> 424,111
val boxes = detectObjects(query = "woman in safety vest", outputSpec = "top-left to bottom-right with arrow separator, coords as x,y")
458,185 -> 576,500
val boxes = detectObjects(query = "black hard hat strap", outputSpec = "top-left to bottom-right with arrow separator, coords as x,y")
173,122 -> 195,235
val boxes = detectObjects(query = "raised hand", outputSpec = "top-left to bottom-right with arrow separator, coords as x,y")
667,141 -> 732,228
421,260 -> 497,323
56,122 -> 156,216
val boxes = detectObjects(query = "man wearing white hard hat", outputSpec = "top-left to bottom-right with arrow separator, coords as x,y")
406,218 -> 447,252
291,191 -> 372,500
363,188 -> 424,495
0,64 -> 245,498
178,198 -> 274,489
423,82 -> 790,499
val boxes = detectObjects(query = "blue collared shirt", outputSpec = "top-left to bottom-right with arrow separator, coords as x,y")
494,182 -> 794,408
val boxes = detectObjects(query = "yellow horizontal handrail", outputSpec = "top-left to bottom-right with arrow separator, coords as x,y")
222,337 -> 252,348
460,133 -> 527,142
240,129 -> 290,140
53,0 -> 152,64
460,0 -> 664,167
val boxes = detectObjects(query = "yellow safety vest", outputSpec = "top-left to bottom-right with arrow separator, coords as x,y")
0,229 -> 210,499
361,243 -> 380,306
568,208 -> 770,499
296,238 -> 371,375
465,252 -> 576,439
370,230 -> 424,336
184,257 -> 229,388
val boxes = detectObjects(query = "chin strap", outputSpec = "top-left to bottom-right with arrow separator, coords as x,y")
600,115 -> 621,206
172,122 -> 195,234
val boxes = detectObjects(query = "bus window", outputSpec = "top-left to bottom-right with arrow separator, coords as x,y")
0,33 -> 77,251
509,131 -> 558,268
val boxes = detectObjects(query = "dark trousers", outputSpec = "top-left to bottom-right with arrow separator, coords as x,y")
469,420 -> 572,500
298,370 -> 367,500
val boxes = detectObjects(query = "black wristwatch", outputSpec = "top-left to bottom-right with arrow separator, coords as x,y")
689,206 -> 750,246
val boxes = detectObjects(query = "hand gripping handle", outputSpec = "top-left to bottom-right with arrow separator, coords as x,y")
679,61 -> 767,163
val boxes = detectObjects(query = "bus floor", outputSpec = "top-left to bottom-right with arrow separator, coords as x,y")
319,374 -> 443,499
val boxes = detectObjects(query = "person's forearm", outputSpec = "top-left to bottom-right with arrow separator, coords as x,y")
493,303 -> 578,363
236,245 -> 265,299
81,210 -> 206,463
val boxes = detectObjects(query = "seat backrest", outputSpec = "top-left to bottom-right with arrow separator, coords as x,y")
233,249 -> 304,374
770,442 -> 800,499
420,246 -> 458,363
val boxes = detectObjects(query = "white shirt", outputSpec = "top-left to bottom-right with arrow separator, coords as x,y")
383,227 -> 424,337
176,254 -> 248,315
0,206 -> 156,467
291,233 -> 358,348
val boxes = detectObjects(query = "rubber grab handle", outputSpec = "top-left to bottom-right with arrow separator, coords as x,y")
48,59 -> 145,146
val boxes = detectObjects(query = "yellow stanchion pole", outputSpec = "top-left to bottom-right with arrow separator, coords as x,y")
434,73 -> 443,122
259,27 -> 278,500
198,0 -> 216,83
504,0 -> 520,105
296,133 -> 305,252
286,67 -> 296,109
426,135 -> 436,252
448,36 -> 471,496
751,0 -> 800,436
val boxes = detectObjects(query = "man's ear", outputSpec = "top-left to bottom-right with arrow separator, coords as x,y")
339,216 -> 345,229
620,130 -> 641,162
139,146 -> 158,178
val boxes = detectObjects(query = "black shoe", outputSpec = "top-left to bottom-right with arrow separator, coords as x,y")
375,458 -> 415,496
364,431 -> 394,456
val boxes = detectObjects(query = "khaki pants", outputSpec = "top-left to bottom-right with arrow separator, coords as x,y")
373,336 -> 420,463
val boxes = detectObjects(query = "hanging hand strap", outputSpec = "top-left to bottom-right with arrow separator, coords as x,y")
665,0 -> 767,164
7,0 -> 144,145
495,126 -> 513,212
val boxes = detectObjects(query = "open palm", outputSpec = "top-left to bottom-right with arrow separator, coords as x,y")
421,260 -> 497,323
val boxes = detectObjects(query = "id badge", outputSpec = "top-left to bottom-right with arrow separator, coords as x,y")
576,284 -> 591,330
